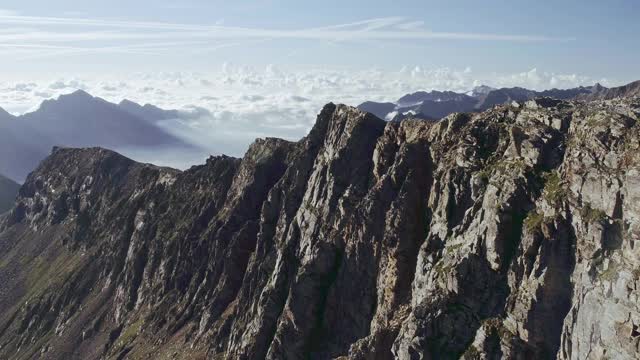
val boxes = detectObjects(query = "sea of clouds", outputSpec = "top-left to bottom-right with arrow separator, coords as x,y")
0,64 -> 617,168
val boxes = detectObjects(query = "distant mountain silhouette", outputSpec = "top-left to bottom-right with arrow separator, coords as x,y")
386,110 -> 437,122
118,99 -> 181,122
577,80 -> 640,101
474,87 -> 535,109
0,108 -> 48,182
0,173 -> 20,214
468,85 -> 495,97
357,101 -> 397,120
397,90 -> 474,106
0,90 -> 196,182
21,90 -> 187,148
358,84 -> 599,120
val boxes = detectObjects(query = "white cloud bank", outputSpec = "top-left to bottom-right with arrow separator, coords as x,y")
0,65 -> 619,168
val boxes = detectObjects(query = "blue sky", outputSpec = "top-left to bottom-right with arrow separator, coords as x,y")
0,0 -> 637,80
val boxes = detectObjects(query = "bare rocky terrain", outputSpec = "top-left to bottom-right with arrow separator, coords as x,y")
0,94 -> 639,359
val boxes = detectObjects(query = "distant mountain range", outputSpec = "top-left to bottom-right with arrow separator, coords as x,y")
1,81 -> 639,183
577,80 -> 640,101
0,90 -> 195,182
0,108 -> 48,184
358,83 -> 608,121
0,173 -> 19,214
118,99 -> 183,122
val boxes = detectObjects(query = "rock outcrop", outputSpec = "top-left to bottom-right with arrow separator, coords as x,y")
1,97 -> 639,359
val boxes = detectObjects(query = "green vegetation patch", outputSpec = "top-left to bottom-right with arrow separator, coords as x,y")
26,251 -> 83,300
477,158 -> 528,182
484,317 -> 515,340
462,345 -> 480,359
433,259 -> 454,279
542,171 -> 567,205
524,211 -> 544,233
117,317 -> 145,348
580,203 -> 608,223
600,260 -> 619,282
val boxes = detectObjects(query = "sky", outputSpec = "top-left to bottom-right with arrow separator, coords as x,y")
0,0 -> 638,164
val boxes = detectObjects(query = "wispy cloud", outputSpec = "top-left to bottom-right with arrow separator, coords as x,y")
0,13 -> 575,59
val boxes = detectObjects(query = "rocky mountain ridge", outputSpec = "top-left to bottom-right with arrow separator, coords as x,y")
0,94 -> 639,359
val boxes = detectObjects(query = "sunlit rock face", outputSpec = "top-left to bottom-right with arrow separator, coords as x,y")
1,96 -> 639,360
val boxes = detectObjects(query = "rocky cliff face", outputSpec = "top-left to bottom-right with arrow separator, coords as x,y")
0,97 -> 639,359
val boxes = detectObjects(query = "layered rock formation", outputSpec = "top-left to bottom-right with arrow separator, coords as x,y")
1,96 -> 639,359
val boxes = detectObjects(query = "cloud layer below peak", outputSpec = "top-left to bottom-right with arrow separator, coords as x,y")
0,65 -> 618,168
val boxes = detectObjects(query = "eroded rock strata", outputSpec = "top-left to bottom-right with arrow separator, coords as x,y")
1,97 -> 639,359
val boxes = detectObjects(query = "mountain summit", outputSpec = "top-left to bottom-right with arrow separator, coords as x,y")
23,90 -> 187,148
0,91 -> 196,182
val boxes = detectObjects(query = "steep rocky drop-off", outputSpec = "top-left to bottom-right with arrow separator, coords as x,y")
0,97 -> 639,359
